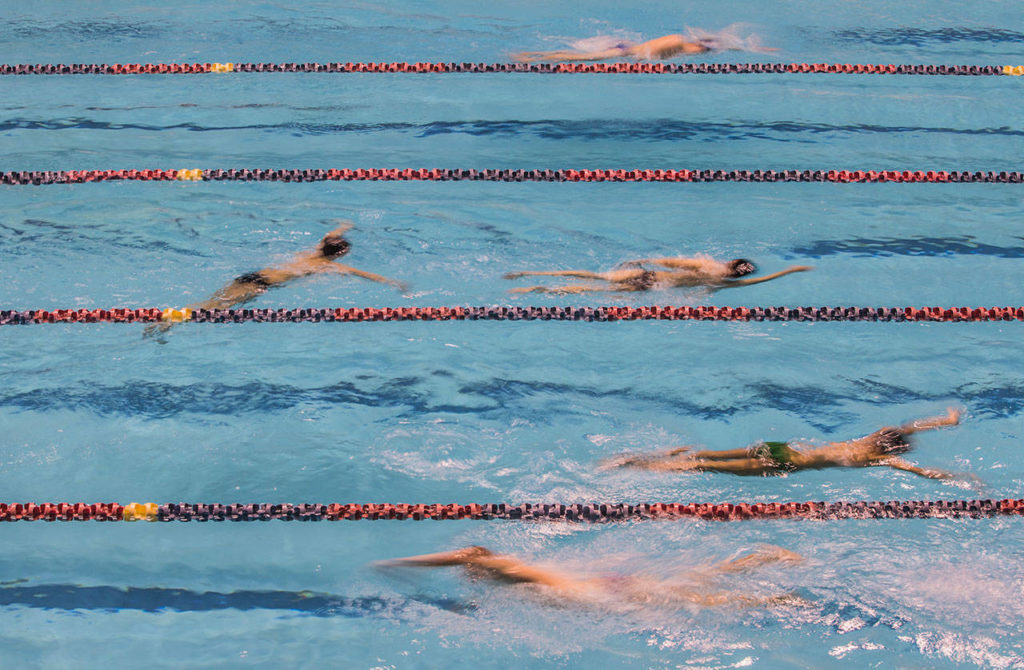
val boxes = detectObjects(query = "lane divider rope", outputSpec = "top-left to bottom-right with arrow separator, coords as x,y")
2,499 -> 1022,522
2,168 -> 1023,185
7,306 -> 1024,324
2,306 -> 1024,325
0,62 -> 1021,76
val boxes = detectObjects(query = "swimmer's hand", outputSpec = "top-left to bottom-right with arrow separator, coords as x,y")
512,50 -> 578,63
946,407 -> 962,425
503,272 -> 526,280
142,322 -> 173,341
392,280 -> 410,293
947,471 -> 985,494
788,265 -> 814,273
326,220 -> 354,235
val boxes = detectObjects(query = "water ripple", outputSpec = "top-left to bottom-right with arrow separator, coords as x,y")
834,27 -> 1024,46
3,117 -> 1023,143
6,19 -> 164,40
792,236 -> 1024,259
0,583 -> 468,617
0,219 -> 208,258
2,377 -> 1020,427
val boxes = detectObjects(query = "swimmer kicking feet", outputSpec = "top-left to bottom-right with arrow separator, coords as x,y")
514,28 -> 777,63
145,222 -> 406,337
376,544 -> 803,609
504,256 -> 812,294
606,408 -> 966,480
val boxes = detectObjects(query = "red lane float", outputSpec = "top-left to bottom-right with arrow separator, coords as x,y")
1,168 -> 1022,185
1,499 -> 1022,522
0,62 -> 1016,76
2,306 -> 1024,325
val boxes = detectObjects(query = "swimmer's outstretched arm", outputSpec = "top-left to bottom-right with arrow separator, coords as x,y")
378,546 -> 494,567
897,408 -> 961,435
513,48 -> 635,63
326,221 -> 354,236
619,257 -> 706,270
707,545 -> 803,574
377,546 -> 572,589
715,265 -> 813,289
328,263 -> 408,291
884,458 -> 956,480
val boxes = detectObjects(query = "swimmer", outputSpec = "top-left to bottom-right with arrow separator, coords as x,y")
376,544 -> 803,609
504,257 -> 812,294
514,28 -> 777,63
606,408 -> 965,479
192,222 -> 406,310
145,222 -> 405,337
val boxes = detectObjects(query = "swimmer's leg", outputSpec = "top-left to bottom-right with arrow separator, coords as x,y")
509,284 -> 609,294
634,458 -> 770,475
600,445 -> 698,469
505,270 -> 608,280
686,458 -> 775,475
687,448 -> 752,461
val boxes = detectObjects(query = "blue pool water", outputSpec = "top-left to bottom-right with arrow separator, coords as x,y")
2,2 -> 1024,667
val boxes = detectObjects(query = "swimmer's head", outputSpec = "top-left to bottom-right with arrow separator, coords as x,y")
727,258 -> 757,277
319,235 -> 350,259
694,38 -> 718,51
876,429 -> 911,455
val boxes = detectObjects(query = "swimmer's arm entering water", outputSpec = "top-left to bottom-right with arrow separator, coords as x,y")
326,263 -> 408,291
896,408 -> 961,435
327,221 -> 354,236
715,265 -> 813,289
620,257 -> 707,270
377,546 -> 574,589
514,48 -> 634,63
883,458 -> 955,480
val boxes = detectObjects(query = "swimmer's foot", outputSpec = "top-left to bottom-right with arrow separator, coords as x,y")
763,591 -> 812,608
598,453 -> 652,470
755,545 -> 804,565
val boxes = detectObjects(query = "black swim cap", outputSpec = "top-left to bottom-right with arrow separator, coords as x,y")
877,429 -> 911,455
728,258 -> 756,277
320,235 -> 350,258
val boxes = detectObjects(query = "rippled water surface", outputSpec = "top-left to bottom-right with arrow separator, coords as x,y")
2,2 -> 1024,668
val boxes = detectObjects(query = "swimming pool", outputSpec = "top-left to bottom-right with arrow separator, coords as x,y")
2,1 -> 1024,667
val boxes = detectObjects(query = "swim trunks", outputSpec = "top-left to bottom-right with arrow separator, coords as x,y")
748,441 -> 797,471
624,270 -> 657,290
234,271 -> 271,289
874,428 -> 911,455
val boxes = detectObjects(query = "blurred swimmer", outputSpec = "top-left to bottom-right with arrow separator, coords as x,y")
144,222 -> 406,338
504,256 -> 811,294
376,544 -> 802,609
514,25 -> 776,63
606,408 -> 965,479
191,222 -> 406,310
